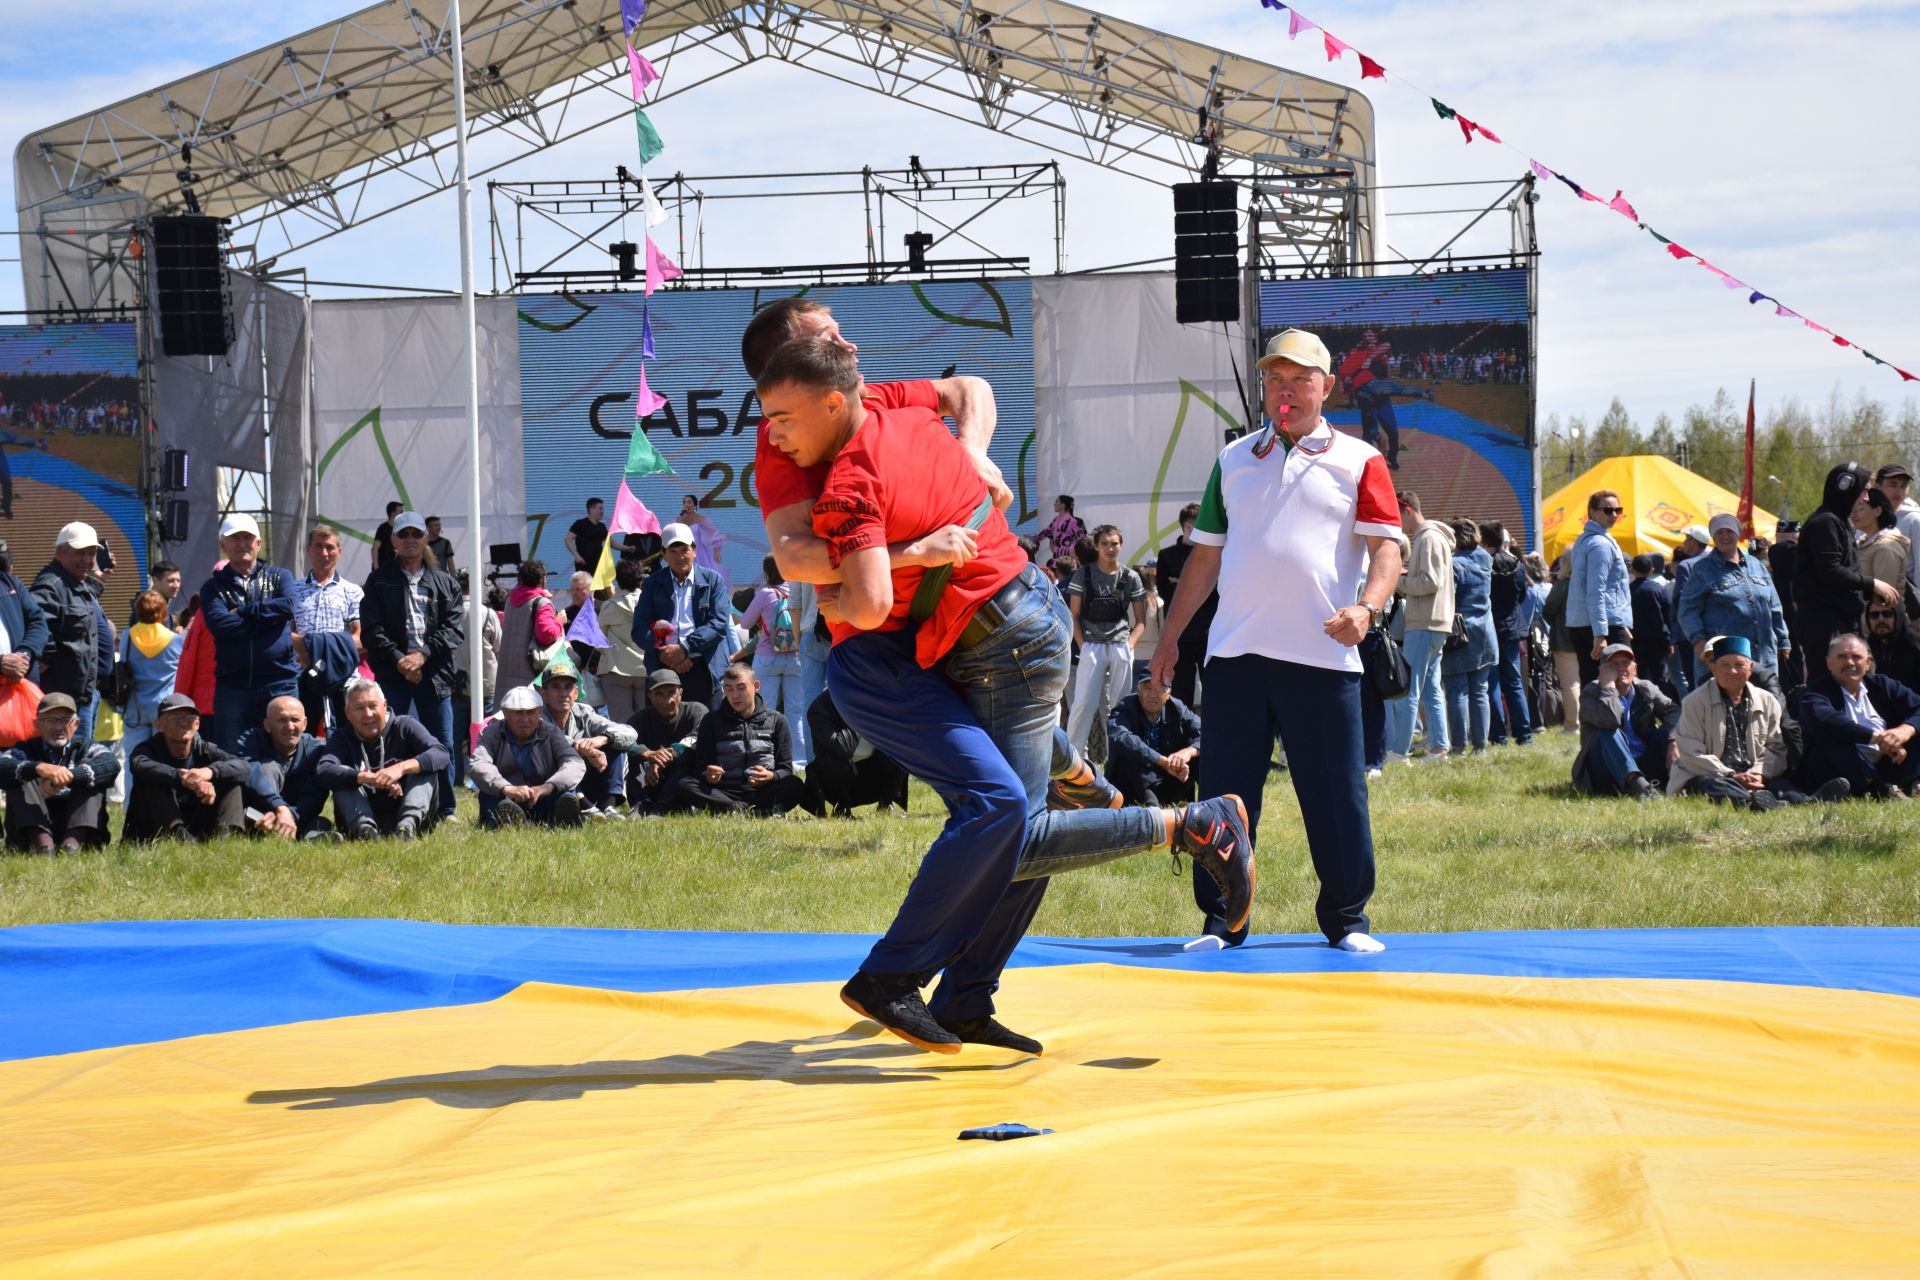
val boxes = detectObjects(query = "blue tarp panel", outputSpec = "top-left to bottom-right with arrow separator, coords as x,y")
7,919 -> 1919,1062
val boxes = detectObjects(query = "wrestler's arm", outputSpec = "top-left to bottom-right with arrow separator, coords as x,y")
765,502 -> 971,586
930,376 -> 1010,511
836,545 -> 895,631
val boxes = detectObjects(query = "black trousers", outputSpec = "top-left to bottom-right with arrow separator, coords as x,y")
1111,759 -> 1196,807
807,750 -> 909,815
1170,642 -> 1207,709
1569,625 -> 1629,685
676,773 -> 812,815
629,759 -> 697,814
298,671 -> 347,741
3,782 -> 109,848
1795,734 -> 1920,794
127,779 -> 246,840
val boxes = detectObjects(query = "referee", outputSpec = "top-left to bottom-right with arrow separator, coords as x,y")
1150,329 -> 1403,953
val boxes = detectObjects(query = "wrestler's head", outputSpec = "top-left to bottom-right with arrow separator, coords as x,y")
757,338 -> 862,468
740,297 -> 857,383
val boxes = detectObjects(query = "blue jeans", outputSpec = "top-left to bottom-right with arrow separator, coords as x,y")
754,649 -> 807,765
208,680 -> 299,753
1389,628 -> 1449,755
1444,665 -> 1492,752
1195,652 -> 1375,944
829,566 -> 1162,1021
380,678 -> 456,818
1486,637 -> 1532,745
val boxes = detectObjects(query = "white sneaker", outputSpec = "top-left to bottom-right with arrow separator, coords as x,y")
1182,934 -> 1227,953
1385,751 -> 1411,766
1365,767 -> 1383,781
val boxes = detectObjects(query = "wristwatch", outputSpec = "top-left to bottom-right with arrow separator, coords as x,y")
1366,603 -> 1389,630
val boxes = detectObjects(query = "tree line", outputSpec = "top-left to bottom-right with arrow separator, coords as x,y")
1540,389 -> 1920,523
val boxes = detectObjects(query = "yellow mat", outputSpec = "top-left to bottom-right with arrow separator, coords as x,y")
3,964 -> 1918,1277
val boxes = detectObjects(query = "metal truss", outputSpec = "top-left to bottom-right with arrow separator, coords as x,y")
14,0 -> 1375,309
488,159 -> 1063,291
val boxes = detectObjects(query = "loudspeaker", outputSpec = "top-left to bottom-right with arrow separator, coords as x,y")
1172,181 -> 1240,325
160,498 -> 190,544
152,215 -> 235,357
162,448 -> 190,492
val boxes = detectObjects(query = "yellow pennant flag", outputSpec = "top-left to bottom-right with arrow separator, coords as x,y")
590,537 -> 617,592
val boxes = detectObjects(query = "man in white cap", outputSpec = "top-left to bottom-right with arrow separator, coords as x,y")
469,684 -> 585,827
31,522 -> 106,747
359,510 -> 464,823
632,521 -> 729,709
1151,327 -> 1404,954
198,513 -> 299,751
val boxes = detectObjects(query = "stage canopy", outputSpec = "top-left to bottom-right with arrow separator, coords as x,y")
1541,454 -> 1778,564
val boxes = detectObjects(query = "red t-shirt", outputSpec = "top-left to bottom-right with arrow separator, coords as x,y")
812,404 -> 1026,668
754,380 -> 939,514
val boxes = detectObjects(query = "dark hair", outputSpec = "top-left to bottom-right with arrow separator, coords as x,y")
1056,494 -> 1076,513
1397,491 -> 1422,514
723,659 -> 757,682
615,559 -> 644,590
517,558 -> 547,587
762,553 -> 784,589
387,501 -> 404,516
1478,521 -> 1507,549
1587,489 -> 1620,514
1015,534 -> 1039,562
427,515 -> 441,524
1865,487 -> 1898,530
1073,535 -> 1098,567
755,336 -> 860,396
1448,518 -> 1479,551
151,559 -> 180,577
484,585 -> 508,610
1178,501 -> 1200,525
731,585 -> 756,612
179,592 -> 202,626
741,296 -> 831,382
1090,524 -> 1122,546
1630,552 -> 1658,577
135,589 -> 169,624
587,497 -> 604,510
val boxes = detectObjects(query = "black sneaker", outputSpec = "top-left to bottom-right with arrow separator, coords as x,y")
1812,777 -> 1851,803
491,797 -> 527,827
1175,795 -> 1256,933
1047,766 -> 1123,811
395,818 -> 419,841
936,1014 -> 1043,1056
840,972 -> 962,1054
351,820 -> 380,841
553,793 -> 583,827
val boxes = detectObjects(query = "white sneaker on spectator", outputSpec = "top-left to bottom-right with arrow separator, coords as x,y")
1365,767 -> 1383,781
1385,751 -> 1411,766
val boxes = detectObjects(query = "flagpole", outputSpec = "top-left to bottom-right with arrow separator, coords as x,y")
448,0 -> 487,740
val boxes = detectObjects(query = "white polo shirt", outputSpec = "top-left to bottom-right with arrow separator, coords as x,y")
1190,418 -> 1401,673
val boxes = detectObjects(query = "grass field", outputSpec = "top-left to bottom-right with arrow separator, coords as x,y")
2,733 -> 1915,936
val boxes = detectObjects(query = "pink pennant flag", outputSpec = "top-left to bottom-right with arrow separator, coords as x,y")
1898,368 -> 1918,383
1323,32 -> 1349,60
635,364 -> 668,417
1702,265 -> 1746,289
1288,9 -> 1316,37
1579,187 -> 1608,204
611,478 -> 661,536
644,236 -> 683,295
1832,335 -> 1852,348
1529,160 -> 1552,181
1774,304 -> 1799,319
1474,122 -> 1502,143
1358,53 -> 1386,79
1607,191 -> 1638,221
626,43 -> 660,98
1455,115 -> 1477,143
1666,244 -> 1692,260
1803,318 -> 1832,335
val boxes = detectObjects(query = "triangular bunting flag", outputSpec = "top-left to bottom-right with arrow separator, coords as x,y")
1475,122 -> 1502,143
568,594 -> 612,645
1803,319 -> 1832,334
1288,9 -> 1316,36
633,363 -> 669,421
1323,32 -> 1349,60
590,541 -> 618,593
1645,227 -> 1672,245
642,306 -> 656,360
1555,173 -> 1586,199
1259,0 -> 1284,9
1607,191 -> 1637,220
1832,335 -> 1852,348
626,44 -> 660,98
1748,291 -> 1769,305
632,107 -> 664,166
1666,244 -> 1692,260
612,479 -> 662,535
1529,160 -> 1553,181
1456,115 -> 1478,143
1358,53 -> 1385,79
1862,351 -> 1886,365
641,173 -> 667,228
625,420 -> 673,480
1431,99 -> 1456,121
1898,368 -> 1918,382
1775,304 -> 1799,319
620,0 -> 647,36
644,236 -> 682,295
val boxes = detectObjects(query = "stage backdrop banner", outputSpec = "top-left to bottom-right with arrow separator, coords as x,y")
1033,272 -> 1251,566
0,322 -> 145,620
516,279 -> 1036,589
1259,267 -> 1538,549
310,296 -> 524,586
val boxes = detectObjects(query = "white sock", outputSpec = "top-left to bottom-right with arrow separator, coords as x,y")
1182,934 -> 1227,953
1335,932 -> 1386,954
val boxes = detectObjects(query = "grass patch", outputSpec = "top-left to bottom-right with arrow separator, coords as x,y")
3,734 -> 1915,934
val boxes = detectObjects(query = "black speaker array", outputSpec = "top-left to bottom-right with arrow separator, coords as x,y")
151,215 -> 235,357
1171,181 -> 1240,325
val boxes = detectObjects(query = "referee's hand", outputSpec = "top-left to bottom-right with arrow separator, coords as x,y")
1323,605 -> 1371,647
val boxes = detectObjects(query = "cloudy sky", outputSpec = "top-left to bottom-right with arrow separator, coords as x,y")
4,0 -> 1916,428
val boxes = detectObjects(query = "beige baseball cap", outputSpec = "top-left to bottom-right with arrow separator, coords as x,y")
1256,328 -> 1332,375
55,521 -> 100,551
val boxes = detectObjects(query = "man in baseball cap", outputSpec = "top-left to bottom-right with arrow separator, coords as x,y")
199,510 -> 299,751
1872,463 -> 1920,589
469,684 -> 586,827
1571,642 -> 1679,801
634,521 -> 728,709
1255,328 -> 1332,377
31,523 -> 107,746
0,690 -> 121,851
123,691 -> 251,841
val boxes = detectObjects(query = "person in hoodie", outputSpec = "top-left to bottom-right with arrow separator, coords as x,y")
315,679 -> 448,840
198,514 -> 298,751
238,695 -> 334,840
496,559 -> 565,698
31,522 -> 106,747
675,660 -> 812,816
1567,489 -> 1633,684
1481,521 -> 1533,746
0,693 -> 118,851
1792,462 -> 1897,680
119,588 -> 184,768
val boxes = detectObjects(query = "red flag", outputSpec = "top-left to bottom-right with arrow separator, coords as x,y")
1358,53 -> 1386,78
1737,379 -> 1756,539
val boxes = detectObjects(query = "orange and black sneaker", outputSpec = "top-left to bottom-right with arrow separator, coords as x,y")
841,972 -> 962,1054
1047,758 -> 1124,811
1175,795 -> 1256,933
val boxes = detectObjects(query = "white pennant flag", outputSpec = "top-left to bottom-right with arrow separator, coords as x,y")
642,174 -> 667,229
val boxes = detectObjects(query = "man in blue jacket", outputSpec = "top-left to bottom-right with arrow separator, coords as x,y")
1567,489 -> 1632,685
199,514 -> 298,751
633,522 -> 730,709
1106,674 -> 1203,806
1793,632 -> 1920,799
239,695 -> 335,840
314,679 -> 448,840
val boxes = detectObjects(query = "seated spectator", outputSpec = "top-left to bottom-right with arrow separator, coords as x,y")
1572,644 -> 1680,799
805,687 -> 909,818
675,661 -> 811,816
1865,598 -> 1920,689
538,658 -> 639,819
1105,674 -> 1202,806
627,668 -> 705,815
471,684 -> 585,828
238,695 -> 334,840
0,693 -> 118,852
1794,633 -> 1920,800
123,693 -> 249,841
314,679 -> 448,841
1670,635 -> 1840,809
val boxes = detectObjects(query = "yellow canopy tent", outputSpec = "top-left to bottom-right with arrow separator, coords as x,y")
1540,455 -> 1777,564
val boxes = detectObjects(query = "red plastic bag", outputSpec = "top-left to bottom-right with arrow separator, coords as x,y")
0,679 -> 43,748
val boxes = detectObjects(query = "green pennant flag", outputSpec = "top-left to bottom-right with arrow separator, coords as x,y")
1431,99 -> 1455,121
632,106 -> 664,166
1862,351 -> 1888,366
1645,228 -> 1672,245
624,424 -> 672,479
